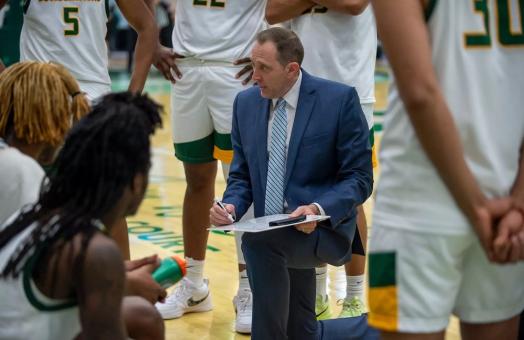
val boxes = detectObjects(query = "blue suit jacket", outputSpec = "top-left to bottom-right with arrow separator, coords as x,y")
223,70 -> 373,264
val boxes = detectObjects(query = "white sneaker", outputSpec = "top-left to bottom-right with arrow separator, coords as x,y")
155,278 -> 212,319
233,289 -> 252,334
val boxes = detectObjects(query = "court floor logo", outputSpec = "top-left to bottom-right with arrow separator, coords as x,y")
127,220 -> 230,254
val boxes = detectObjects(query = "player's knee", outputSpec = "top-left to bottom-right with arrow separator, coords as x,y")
184,163 -> 217,191
123,296 -> 165,340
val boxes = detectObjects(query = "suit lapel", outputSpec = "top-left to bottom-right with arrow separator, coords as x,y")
285,74 -> 316,187
256,96 -> 271,193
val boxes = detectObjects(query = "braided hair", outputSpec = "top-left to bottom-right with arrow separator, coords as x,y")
0,92 -> 162,293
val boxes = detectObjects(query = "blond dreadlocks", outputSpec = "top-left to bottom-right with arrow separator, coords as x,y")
0,61 -> 90,146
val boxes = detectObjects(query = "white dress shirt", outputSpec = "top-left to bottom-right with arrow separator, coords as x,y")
268,71 -> 302,151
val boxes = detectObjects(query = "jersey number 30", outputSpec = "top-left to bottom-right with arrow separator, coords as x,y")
465,0 -> 523,47
63,7 -> 79,36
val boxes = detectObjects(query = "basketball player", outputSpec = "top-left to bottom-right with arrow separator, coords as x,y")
6,0 -> 159,260
0,91 -> 165,340
0,61 -> 89,225
12,0 -> 158,101
153,0 -> 267,334
369,1 -> 524,339
266,0 -> 377,319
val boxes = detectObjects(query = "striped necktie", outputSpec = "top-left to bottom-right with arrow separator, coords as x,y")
265,98 -> 287,215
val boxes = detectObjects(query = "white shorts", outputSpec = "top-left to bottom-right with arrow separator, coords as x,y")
171,59 -> 249,164
367,225 -> 524,333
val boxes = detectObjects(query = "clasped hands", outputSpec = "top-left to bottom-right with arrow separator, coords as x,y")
209,203 -> 320,234
473,197 -> 524,264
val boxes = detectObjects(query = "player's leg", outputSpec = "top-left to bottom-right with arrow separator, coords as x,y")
156,64 -> 214,319
207,63 -> 254,333
460,316 -> 520,340
455,236 -> 524,340
339,205 -> 367,318
123,296 -> 165,340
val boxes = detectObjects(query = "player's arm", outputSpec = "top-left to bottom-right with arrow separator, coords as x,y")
313,0 -> 369,15
116,0 -> 158,93
78,234 -> 127,339
512,141 -> 524,213
372,0 -> 509,261
265,0 -> 315,25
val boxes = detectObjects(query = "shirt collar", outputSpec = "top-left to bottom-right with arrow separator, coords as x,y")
272,71 -> 302,109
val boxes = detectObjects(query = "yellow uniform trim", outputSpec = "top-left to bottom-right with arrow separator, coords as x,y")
213,146 -> 233,164
368,286 -> 398,332
372,144 -> 378,168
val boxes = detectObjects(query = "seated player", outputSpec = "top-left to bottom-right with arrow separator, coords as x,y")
0,92 -> 165,340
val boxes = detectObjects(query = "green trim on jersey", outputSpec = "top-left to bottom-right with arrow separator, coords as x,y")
23,249 -> 77,311
214,131 -> 232,151
174,134 -> 216,163
369,252 -> 396,288
425,0 -> 438,21
105,0 -> 110,19
22,0 -> 31,14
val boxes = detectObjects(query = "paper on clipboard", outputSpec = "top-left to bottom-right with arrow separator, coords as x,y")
208,214 -> 330,233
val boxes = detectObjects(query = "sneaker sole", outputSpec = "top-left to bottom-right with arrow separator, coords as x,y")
158,299 -> 213,320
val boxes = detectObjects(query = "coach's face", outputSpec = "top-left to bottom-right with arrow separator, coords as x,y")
251,41 -> 300,99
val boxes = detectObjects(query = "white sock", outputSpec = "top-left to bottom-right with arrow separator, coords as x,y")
238,269 -> 250,291
346,274 -> 365,301
315,266 -> 328,297
185,257 -> 205,287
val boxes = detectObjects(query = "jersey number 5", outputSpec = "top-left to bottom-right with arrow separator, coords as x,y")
465,0 -> 524,47
63,7 -> 79,36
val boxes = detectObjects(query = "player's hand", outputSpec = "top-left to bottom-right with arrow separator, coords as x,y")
125,254 -> 159,271
210,202 -> 236,226
153,44 -> 184,83
290,204 -> 319,234
125,256 -> 167,304
470,197 -> 513,263
234,57 -> 253,85
493,206 -> 524,263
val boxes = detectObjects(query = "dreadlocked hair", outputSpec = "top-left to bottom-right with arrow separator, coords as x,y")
0,92 -> 162,300
0,61 -> 89,146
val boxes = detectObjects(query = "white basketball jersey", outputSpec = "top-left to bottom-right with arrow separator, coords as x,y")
172,0 -> 267,62
0,219 -> 80,340
291,5 -> 377,112
374,0 -> 524,234
20,0 -> 110,100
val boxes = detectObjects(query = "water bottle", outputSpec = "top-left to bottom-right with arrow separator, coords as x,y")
152,256 -> 187,289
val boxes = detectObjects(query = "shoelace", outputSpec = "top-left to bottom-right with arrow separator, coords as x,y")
168,279 -> 193,304
237,293 -> 252,313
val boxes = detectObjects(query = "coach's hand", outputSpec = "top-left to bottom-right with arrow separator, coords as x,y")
234,57 -> 253,85
154,44 -> 184,84
125,255 -> 167,304
210,202 -> 236,226
290,204 -> 319,234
